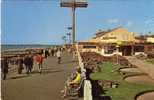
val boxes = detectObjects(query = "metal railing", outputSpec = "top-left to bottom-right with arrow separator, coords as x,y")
75,43 -> 92,100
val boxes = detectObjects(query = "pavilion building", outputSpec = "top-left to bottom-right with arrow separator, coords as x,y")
78,27 -> 154,56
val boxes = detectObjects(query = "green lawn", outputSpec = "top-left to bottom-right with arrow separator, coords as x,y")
91,62 -> 154,100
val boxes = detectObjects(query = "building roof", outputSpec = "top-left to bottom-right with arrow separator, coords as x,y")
135,35 -> 154,40
94,27 -> 124,38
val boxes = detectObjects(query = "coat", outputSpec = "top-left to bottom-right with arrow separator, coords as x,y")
1,59 -> 9,73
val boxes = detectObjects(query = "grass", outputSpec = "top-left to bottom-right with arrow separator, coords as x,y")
90,62 -> 154,100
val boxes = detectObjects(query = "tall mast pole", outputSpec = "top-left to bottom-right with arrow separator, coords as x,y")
60,0 -> 88,45
72,6 -> 76,44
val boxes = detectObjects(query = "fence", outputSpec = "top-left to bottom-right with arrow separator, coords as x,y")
75,44 -> 93,100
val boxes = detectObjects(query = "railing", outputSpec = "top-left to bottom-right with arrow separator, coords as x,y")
75,43 -> 93,100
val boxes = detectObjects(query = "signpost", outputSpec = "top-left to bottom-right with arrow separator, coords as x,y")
60,0 -> 88,44
66,32 -> 71,44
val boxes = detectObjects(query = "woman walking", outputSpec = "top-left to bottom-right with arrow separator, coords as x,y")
35,53 -> 44,74
56,49 -> 62,64
1,57 -> 9,80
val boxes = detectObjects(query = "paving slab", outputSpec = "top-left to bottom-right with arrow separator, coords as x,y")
1,52 -> 81,100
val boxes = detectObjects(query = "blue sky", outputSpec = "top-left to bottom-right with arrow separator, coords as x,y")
1,0 -> 154,44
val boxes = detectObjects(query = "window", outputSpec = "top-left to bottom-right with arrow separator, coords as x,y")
83,45 -> 96,49
104,46 -> 116,54
135,46 -> 144,52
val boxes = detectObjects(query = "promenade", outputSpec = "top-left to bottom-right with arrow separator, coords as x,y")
125,56 -> 154,79
1,52 -> 78,100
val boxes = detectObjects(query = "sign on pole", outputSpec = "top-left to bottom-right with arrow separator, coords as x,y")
60,0 -> 88,7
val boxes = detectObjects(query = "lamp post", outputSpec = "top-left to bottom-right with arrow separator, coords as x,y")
66,32 -> 71,44
60,0 -> 88,60
60,0 -> 88,44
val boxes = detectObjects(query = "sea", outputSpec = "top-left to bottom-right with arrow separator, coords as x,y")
1,44 -> 58,52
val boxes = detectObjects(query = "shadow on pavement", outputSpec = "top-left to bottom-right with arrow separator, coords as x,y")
30,70 -> 39,74
93,96 -> 112,100
9,74 -> 29,80
41,68 -> 53,70
6,69 -> 64,80
30,69 -> 63,75
91,80 -> 112,100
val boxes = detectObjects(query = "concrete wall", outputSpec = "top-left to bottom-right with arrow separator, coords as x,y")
135,52 -> 146,56
76,44 -> 93,100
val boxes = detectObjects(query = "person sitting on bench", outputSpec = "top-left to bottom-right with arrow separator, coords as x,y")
62,67 -> 82,98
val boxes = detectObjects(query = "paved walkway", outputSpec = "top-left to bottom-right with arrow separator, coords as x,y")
1,52 -> 78,100
125,56 -> 154,79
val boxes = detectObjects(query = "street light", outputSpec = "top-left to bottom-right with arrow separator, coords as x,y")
66,32 -> 71,44
60,0 -> 88,60
60,0 -> 88,44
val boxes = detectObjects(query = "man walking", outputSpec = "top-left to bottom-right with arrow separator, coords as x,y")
24,55 -> 33,74
1,57 -> 9,80
17,56 -> 24,74
56,49 -> 62,64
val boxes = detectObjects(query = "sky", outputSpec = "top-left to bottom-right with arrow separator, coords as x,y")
1,0 -> 154,44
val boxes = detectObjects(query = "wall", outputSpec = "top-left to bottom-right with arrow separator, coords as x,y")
99,28 -> 135,43
135,52 -> 146,55
76,44 -> 93,100
100,48 -> 122,56
78,43 -> 99,53
147,37 -> 154,43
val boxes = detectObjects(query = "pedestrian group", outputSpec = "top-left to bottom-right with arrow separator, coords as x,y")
1,47 -> 65,80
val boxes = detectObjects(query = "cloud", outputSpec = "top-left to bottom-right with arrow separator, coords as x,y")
106,19 -> 134,27
126,21 -> 133,27
106,18 -> 120,24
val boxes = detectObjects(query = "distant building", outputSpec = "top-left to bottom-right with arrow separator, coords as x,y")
147,37 -> 154,43
91,27 -> 135,43
78,27 -> 154,56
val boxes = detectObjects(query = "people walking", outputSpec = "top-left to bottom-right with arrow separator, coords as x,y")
54,47 -> 57,56
17,56 -> 24,74
45,49 -> 49,58
24,55 -> 33,74
29,55 -> 34,72
35,53 -> 44,74
51,49 -> 54,56
56,49 -> 62,64
1,57 -> 9,80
